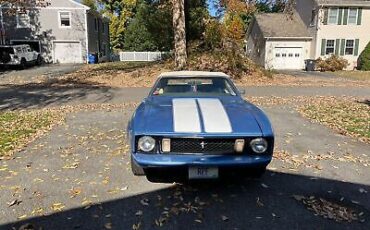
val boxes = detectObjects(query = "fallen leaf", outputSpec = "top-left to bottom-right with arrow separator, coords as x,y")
261,183 -> 269,189
140,198 -> 149,206
221,215 -> 229,221
104,222 -> 112,229
359,188 -> 368,194
8,199 -> 22,207
17,214 -> 27,220
51,203 -> 65,212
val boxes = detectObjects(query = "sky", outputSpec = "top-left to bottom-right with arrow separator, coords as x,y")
77,0 -> 219,17
207,0 -> 218,17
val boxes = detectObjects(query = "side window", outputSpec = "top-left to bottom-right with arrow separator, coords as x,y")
59,11 -> 71,28
325,39 -> 335,54
310,9 -> 316,26
345,39 -> 354,55
348,8 -> 358,25
328,8 -> 339,24
16,11 -> 30,28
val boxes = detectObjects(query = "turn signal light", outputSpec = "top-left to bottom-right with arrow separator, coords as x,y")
234,139 -> 245,153
162,138 -> 171,153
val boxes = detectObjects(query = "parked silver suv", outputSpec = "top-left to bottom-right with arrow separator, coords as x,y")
0,44 -> 42,69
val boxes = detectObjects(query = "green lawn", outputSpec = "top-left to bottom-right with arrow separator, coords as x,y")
332,71 -> 370,81
0,110 -> 61,157
300,99 -> 370,143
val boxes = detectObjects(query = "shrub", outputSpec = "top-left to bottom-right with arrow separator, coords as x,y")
316,55 -> 349,72
204,20 -> 223,51
358,42 -> 370,71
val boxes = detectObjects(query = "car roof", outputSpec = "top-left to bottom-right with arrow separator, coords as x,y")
159,71 -> 230,78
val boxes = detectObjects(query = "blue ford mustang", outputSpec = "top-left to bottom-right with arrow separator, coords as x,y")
127,71 -> 274,183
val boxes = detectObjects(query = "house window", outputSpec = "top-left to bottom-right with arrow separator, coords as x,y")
328,8 -> 339,24
325,39 -> 335,54
288,53 -> 293,57
59,11 -> 71,28
295,53 -> 300,57
310,9 -> 316,26
275,53 -> 280,57
348,8 -> 358,25
345,39 -> 354,55
282,53 -> 287,57
16,11 -> 30,28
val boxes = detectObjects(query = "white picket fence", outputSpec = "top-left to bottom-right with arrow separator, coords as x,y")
119,51 -> 165,62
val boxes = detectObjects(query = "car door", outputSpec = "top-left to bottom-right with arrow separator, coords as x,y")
26,47 -> 35,61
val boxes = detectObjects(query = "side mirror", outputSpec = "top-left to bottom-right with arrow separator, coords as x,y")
238,88 -> 246,95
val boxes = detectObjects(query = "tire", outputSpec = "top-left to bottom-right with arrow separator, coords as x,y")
36,55 -> 42,66
131,155 -> 145,176
20,59 -> 27,70
0,51 -> 11,64
249,167 -> 266,178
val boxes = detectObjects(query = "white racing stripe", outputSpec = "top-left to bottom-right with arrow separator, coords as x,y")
173,99 -> 201,133
197,99 -> 232,133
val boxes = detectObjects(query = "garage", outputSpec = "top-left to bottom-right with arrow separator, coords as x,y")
272,47 -> 304,70
53,41 -> 82,64
246,13 -> 312,70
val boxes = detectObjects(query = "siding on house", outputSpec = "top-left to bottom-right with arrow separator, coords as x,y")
87,13 -> 110,59
315,6 -> 370,68
2,7 -> 88,63
294,0 -> 370,69
246,20 -> 266,67
0,0 -> 110,63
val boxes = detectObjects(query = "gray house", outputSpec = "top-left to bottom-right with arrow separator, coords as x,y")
0,0 -> 110,64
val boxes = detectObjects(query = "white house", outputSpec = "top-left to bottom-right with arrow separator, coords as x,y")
246,0 -> 370,70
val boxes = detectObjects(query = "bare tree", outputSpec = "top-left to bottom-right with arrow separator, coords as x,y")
173,0 -> 187,70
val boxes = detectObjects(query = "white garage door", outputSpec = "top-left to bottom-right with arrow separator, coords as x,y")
53,41 -> 82,64
272,47 -> 304,70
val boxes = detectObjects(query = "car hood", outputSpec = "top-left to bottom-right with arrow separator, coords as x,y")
133,96 -> 267,136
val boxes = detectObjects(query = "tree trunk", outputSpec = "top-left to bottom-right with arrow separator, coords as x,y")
173,0 -> 187,70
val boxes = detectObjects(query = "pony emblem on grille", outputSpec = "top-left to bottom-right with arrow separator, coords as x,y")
200,141 -> 207,150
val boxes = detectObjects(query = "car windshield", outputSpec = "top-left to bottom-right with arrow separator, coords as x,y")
152,77 -> 237,96
0,47 -> 14,54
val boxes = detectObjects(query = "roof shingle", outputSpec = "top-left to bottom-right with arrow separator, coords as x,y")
254,13 -> 311,38
315,0 -> 370,6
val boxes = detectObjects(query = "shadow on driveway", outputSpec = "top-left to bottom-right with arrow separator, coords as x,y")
1,172 -> 369,230
0,79 -> 113,111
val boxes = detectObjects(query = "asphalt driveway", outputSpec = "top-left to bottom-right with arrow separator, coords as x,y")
0,104 -> 369,230
0,64 -> 83,85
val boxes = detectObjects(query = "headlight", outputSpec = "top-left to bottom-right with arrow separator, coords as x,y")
250,138 -> 268,154
138,136 -> 156,152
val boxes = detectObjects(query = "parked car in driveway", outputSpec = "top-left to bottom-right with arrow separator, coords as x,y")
0,45 -> 42,69
127,71 -> 275,183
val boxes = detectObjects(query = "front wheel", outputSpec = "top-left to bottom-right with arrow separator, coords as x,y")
36,55 -> 42,66
20,59 -> 27,70
249,167 -> 266,178
131,155 -> 145,176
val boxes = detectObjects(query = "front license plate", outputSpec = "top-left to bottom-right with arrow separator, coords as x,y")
188,167 -> 219,179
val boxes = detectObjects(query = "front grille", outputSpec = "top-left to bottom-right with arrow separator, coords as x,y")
169,138 -> 237,154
